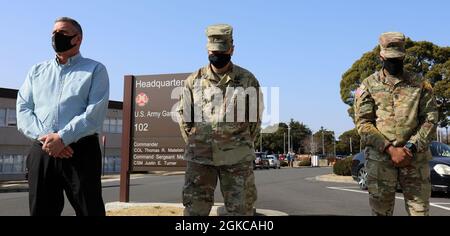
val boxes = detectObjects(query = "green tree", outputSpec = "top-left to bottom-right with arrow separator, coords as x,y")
335,128 -> 361,155
255,119 -> 312,154
340,39 -> 450,125
312,127 -> 335,156
289,119 -> 313,154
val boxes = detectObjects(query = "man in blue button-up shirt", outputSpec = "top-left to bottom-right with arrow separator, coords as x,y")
17,17 -> 109,216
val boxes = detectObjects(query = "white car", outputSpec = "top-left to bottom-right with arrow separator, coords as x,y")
266,155 -> 281,169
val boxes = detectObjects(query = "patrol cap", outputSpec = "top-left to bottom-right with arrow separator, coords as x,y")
379,32 -> 406,58
206,24 -> 233,52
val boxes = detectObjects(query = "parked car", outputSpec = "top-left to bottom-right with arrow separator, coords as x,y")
266,155 -> 281,169
254,152 -> 270,170
352,141 -> 450,193
277,154 -> 288,166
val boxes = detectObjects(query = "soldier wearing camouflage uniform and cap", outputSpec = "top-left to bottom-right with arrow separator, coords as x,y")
177,24 -> 263,216
354,32 -> 438,216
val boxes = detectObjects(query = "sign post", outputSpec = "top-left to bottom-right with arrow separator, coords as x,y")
120,74 -> 189,202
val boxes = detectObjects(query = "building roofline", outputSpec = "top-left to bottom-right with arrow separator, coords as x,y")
0,88 -> 18,99
0,87 -> 123,110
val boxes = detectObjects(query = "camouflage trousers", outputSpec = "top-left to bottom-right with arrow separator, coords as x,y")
366,155 -> 431,216
182,161 -> 257,216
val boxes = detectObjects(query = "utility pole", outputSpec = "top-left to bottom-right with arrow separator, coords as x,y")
333,132 -> 336,157
311,131 -> 314,155
321,126 -> 325,156
288,126 -> 291,153
283,132 -> 286,154
350,137 -> 353,155
260,132 -> 262,152
102,135 -> 106,176
360,138 -> 362,153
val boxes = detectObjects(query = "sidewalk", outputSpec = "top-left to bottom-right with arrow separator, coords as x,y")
310,174 -> 355,184
0,171 -> 185,193
105,202 -> 289,216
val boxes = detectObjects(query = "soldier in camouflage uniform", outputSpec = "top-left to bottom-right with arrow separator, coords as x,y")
354,32 -> 438,216
177,24 -> 263,216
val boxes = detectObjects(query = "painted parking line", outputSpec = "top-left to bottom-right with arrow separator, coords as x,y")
327,186 -> 450,212
327,187 -> 368,194
430,203 -> 450,211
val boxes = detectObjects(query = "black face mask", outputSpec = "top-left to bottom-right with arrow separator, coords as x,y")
209,53 -> 231,69
52,32 -> 77,53
382,58 -> 404,76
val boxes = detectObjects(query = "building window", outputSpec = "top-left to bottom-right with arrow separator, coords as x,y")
0,155 -> 27,174
116,119 -> 123,134
103,118 -> 123,134
13,155 -> 24,173
0,108 -> 6,127
1,155 -> 14,173
110,119 -> 117,133
103,119 -> 110,133
114,156 -> 121,172
103,155 -> 121,173
7,108 -> 16,127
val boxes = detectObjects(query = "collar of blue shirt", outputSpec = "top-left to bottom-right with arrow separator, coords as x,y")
54,53 -> 83,67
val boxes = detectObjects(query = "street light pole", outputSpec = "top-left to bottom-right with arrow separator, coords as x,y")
321,126 -> 325,156
283,132 -> 286,154
360,138 -> 362,153
288,126 -> 291,153
333,132 -> 336,157
260,132 -> 263,152
350,137 -> 353,155
102,135 -> 106,176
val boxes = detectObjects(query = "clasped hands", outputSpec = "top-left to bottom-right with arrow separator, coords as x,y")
387,145 -> 413,168
38,133 -> 73,159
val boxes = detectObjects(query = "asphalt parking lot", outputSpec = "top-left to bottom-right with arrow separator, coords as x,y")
1,167 -> 449,216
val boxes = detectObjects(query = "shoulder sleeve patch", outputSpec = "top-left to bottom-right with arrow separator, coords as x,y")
355,84 -> 367,98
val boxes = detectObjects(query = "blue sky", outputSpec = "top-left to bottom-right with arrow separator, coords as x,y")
0,0 -> 449,136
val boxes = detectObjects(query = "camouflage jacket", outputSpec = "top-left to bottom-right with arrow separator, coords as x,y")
354,70 -> 438,160
177,63 -> 263,166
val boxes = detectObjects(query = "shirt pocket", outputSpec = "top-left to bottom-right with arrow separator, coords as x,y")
188,125 -> 213,159
64,73 -> 92,99
370,87 -> 392,110
396,86 -> 421,105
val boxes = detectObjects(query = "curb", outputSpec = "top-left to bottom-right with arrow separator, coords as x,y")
149,171 -> 185,176
309,174 -> 356,184
105,202 -> 289,216
0,182 -> 29,193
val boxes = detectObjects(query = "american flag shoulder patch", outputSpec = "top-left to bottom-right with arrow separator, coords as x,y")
355,85 -> 366,98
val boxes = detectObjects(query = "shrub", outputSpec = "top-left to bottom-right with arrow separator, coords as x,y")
327,157 -> 337,165
298,160 -> 311,167
280,161 -> 289,167
333,157 -> 353,176
298,156 -> 311,162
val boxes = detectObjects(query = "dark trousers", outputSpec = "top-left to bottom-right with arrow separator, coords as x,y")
27,135 -> 105,216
